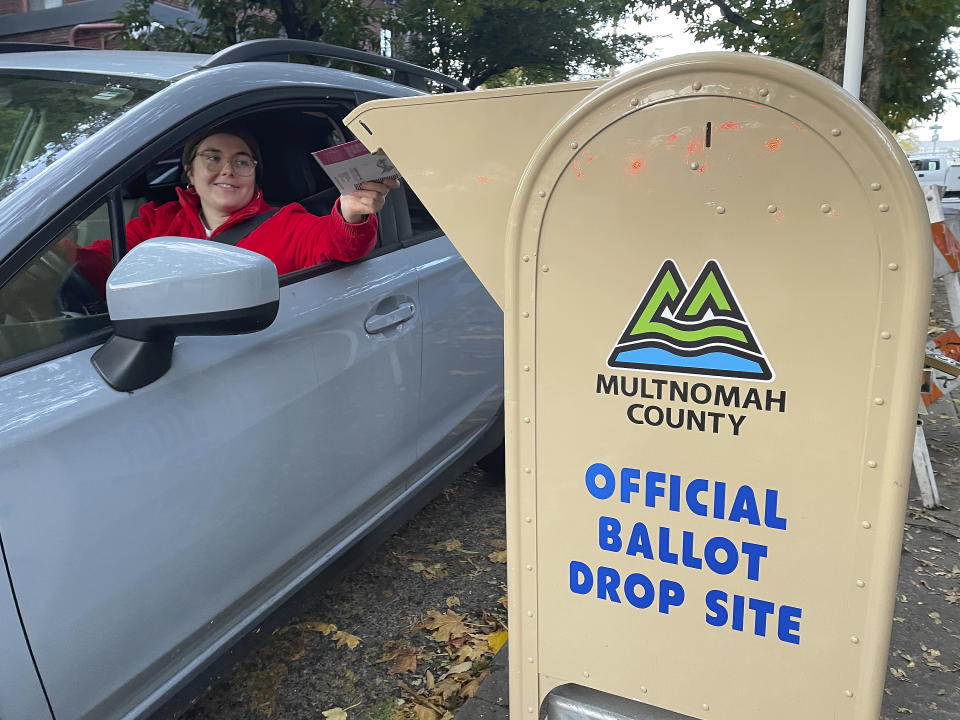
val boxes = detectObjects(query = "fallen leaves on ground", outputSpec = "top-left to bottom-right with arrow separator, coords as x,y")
247,663 -> 289,717
422,610 -> 472,643
388,607 -> 507,720
271,620 -> 360,664
488,629 -> 508,654
334,630 -> 361,650
487,551 -> 507,564
390,651 -> 421,675
408,561 -> 449,580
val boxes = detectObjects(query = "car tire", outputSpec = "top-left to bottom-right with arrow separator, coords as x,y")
477,442 -> 505,481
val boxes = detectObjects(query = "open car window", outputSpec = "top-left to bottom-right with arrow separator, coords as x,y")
122,103 -> 406,280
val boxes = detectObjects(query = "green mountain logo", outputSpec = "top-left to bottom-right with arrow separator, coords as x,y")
607,260 -> 774,381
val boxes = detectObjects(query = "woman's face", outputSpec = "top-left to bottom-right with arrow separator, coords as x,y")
184,133 -> 257,218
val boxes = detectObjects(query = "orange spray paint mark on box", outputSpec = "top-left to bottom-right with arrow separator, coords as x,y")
477,176 -> 490,184
628,158 -> 645,175
765,137 -> 783,151
665,133 -> 679,148
719,121 -> 741,131
792,122 -> 807,133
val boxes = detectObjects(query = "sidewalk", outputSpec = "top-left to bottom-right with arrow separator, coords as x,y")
459,457 -> 960,720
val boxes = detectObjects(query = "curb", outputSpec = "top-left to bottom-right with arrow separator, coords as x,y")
456,643 -> 509,720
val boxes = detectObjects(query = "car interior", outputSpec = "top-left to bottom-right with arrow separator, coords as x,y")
120,103 -> 415,253
0,101 -> 440,367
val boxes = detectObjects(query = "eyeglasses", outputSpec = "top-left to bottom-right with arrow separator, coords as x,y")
195,152 -> 258,177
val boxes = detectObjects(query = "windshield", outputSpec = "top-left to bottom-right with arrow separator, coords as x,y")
0,70 -> 164,200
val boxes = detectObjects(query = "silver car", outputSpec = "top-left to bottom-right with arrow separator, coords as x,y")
0,40 -> 503,720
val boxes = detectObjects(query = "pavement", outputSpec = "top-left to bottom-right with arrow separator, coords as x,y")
457,332 -> 960,720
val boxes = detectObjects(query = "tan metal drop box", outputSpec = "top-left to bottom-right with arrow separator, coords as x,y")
347,53 -> 932,720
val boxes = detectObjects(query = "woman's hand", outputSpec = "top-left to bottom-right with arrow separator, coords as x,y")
339,178 -> 400,224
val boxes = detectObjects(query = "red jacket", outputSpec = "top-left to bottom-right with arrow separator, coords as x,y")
76,187 -> 378,295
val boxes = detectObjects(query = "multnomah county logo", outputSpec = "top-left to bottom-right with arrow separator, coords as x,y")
607,259 -> 774,381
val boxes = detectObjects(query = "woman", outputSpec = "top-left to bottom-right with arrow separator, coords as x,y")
72,123 -> 398,295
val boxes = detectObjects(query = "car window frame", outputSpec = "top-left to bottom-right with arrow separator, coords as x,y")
0,86 -> 416,378
0,189 -> 121,378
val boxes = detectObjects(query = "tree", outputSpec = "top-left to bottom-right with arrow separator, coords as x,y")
654,0 -> 959,132
896,126 -> 922,155
389,0 -> 653,89
114,0 -> 381,54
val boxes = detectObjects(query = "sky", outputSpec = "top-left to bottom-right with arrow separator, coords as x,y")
620,8 -> 960,143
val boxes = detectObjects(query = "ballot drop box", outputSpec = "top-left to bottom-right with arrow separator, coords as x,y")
347,53 -> 932,720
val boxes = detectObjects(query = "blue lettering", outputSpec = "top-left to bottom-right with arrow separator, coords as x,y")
705,589 -> 727,627
657,525 -> 679,565
765,489 -> 788,530
686,478 -> 709,516
748,598 -> 776,636
681,531 -> 702,570
728,485 -> 762,526
704,536 -> 739,575
623,573 -> 655,609
778,605 -> 802,644
585,463 -> 616,500
713,481 -> 726,520
668,474 -> 681,512
620,467 -> 641,503
731,593 -> 745,631
625,521 -> 654,559
598,516 -> 622,552
658,579 -> 685,614
569,561 -> 593,594
645,471 -> 666,508
596,566 -> 621,603
741,542 -> 768,581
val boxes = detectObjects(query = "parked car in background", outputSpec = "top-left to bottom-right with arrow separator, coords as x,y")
909,154 -> 954,186
0,40 -> 503,720
944,164 -> 960,200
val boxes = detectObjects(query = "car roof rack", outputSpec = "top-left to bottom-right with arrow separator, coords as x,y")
0,42 -> 92,53
197,39 -> 469,93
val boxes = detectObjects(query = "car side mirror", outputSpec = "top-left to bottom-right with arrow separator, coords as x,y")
91,238 -> 279,391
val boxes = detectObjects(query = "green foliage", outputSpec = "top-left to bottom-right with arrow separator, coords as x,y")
389,0 -> 653,88
113,0 -> 381,54
114,0 -> 275,52
655,0 -> 959,132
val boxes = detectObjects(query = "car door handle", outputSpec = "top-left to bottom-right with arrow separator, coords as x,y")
365,303 -> 415,333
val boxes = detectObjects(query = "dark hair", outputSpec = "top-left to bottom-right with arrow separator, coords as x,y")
182,122 -> 263,180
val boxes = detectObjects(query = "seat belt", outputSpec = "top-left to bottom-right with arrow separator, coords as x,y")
209,209 -> 280,247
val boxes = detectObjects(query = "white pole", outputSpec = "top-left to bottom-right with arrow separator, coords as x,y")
842,0 -> 867,97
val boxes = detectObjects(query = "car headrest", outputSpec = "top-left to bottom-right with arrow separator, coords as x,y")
260,141 -> 319,205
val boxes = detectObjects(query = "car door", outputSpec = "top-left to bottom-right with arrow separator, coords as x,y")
397,185 -> 504,471
0,177 -> 421,718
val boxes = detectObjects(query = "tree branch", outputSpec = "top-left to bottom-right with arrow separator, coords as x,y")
705,0 -> 767,38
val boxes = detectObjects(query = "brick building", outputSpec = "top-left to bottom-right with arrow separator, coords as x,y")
0,0 -> 194,48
